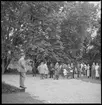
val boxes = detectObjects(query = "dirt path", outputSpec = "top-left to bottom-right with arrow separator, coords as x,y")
2,74 -> 101,103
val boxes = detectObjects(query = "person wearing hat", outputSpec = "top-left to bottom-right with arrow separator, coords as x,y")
18,53 -> 27,89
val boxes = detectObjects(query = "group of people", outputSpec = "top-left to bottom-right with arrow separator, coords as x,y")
14,53 -> 101,89
37,61 -> 60,80
37,62 -> 74,80
91,62 -> 101,79
37,61 -> 101,80
77,62 -> 101,79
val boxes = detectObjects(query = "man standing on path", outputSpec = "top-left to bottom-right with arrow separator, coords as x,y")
18,53 -> 27,89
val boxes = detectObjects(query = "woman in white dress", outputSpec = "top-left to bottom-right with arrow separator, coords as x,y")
63,68 -> 68,79
95,63 -> 99,79
37,62 -> 45,79
44,62 -> 49,78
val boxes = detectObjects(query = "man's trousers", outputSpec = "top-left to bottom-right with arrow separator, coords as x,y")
19,72 -> 26,87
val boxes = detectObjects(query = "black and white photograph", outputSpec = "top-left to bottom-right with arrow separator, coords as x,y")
1,1 -> 101,104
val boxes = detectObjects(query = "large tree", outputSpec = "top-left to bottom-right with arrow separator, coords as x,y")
1,1 -> 64,73
60,2 -> 100,62
1,1 -> 100,73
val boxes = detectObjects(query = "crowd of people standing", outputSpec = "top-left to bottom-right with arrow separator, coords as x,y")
36,61 -> 101,80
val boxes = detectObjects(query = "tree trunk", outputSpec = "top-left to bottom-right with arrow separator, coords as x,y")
2,57 -> 11,74
89,63 -> 92,77
2,60 -> 5,74
5,57 -> 11,72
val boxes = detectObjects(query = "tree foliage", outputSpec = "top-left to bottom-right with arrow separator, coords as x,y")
88,18 -> 101,63
1,1 -> 101,73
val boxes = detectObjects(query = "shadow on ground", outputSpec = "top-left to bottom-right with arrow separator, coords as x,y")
2,82 -> 24,93
2,82 -> 45,103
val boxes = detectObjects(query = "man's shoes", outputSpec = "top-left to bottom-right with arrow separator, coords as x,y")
20,86 -> 27,89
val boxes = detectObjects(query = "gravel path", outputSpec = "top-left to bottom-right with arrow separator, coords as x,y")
2,74 -> 101,103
